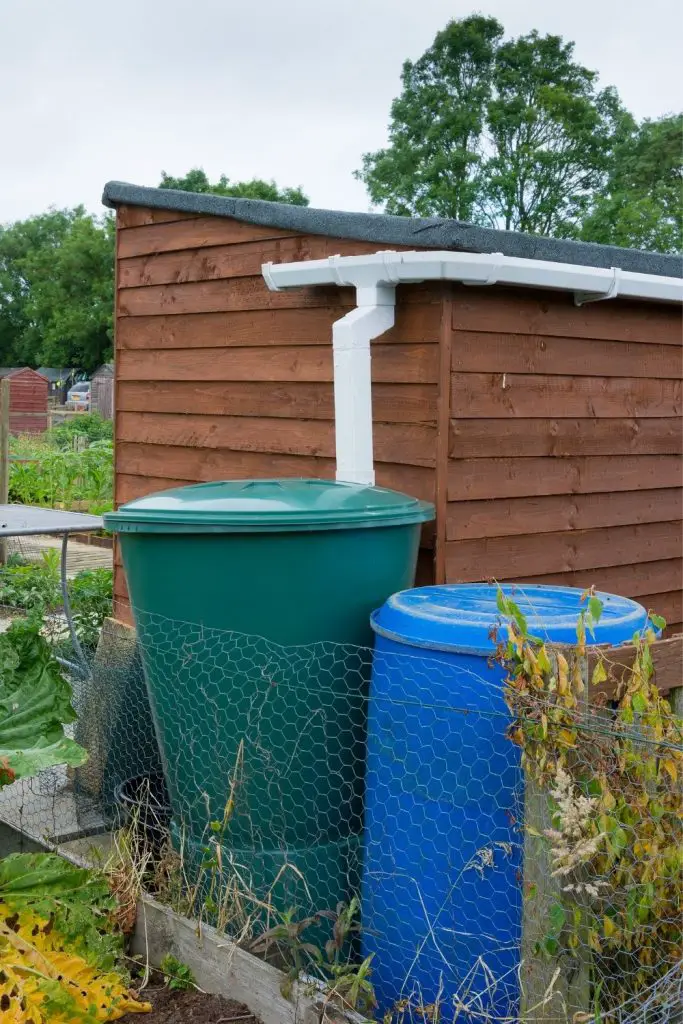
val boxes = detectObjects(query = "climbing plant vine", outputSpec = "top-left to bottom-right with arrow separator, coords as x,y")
498,589 -> 682,1013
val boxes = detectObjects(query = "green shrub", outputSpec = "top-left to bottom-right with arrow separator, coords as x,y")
0,555 -> 112,648
69,568 -> 114,649
48,413 -> 113,448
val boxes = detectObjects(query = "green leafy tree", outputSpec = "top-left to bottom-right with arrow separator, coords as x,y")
482,34 -> 626,235
579,114 -> 683,253
357,18 -> 630,239
356,16 -> 503,220
159,168 -> 309,206
0,208 -> 114,372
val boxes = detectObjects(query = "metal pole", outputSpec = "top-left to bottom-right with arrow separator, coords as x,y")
0,378 -> 10,565
60,533 -> 90,678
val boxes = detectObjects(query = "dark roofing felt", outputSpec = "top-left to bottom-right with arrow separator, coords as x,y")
103,181 -> 683,279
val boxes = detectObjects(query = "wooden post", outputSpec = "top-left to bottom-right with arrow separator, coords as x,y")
519,652 -> 591,1023
0,378 -> 10,565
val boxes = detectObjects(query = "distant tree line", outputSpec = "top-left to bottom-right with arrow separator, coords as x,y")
0,173 -> 308,372
0,16 -> 680,371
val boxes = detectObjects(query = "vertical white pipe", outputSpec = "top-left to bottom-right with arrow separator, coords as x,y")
332,287 -> 396,486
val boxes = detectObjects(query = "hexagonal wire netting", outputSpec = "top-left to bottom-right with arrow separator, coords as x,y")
0,605 -> 680,1024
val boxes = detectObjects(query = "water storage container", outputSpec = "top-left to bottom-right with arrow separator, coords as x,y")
363,583 -> 648,1018
104,479 -> 433,916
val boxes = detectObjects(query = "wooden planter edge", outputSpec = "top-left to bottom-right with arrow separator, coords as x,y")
131,894 -> 370,1024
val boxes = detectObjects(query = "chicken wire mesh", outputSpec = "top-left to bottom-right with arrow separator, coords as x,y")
0,606 -> 680,1024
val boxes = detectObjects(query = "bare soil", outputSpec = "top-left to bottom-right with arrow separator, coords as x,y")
119,982 -> 262,1023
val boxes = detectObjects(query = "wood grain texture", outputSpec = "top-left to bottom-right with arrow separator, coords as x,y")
116,473 -> 194,504
447,488 -> 682,540
449,418 -> 682,458
117,206 -> 197,228
447,455 -> 681,501
495,559 -> 682,599
445,521 -> 681,580
117,442 -> 435,501
119,275 -> 353,316
116,411 -> 436,467
435,289 -> 453,584
118,236 -> 413,289
638,590 -> 683,626
119,236 -> 314,285
117,380 -> 436,423
451,330 -> 683,378
451,285 -> 682,345
116,304 -> 442,350
588,635 -> 682,699
117,343 -> 439,384
118,216 -> 297,258
451,372 -> 681,418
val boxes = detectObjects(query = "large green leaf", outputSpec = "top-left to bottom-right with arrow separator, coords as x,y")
0,852 -> 96,899
0,618 -> 87,781
0,853 -> 120,972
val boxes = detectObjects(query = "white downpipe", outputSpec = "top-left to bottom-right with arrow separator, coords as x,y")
262,250 -> 682,485
332,289 -> 395,486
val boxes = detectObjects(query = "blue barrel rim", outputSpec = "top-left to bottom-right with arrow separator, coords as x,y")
370,583 -> 653,655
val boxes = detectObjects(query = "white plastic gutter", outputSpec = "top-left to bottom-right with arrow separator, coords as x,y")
262,250 -> 683,486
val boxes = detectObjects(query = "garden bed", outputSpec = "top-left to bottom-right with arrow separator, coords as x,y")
131,896 -> 369,1024
120,977 -> 262,1023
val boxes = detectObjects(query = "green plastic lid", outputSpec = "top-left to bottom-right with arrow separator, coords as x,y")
104,479 -> 435,533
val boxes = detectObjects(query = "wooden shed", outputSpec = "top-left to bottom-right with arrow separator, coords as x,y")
0,367 -> 49,434
91,363 -> 114,420
102,182 -> 683,633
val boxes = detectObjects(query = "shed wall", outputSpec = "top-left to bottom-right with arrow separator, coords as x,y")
5,370 -> 49,434
445,285 -> 683,633
113,204 -> 682,633
113,205 -> 441,620
92,370 -> 114,420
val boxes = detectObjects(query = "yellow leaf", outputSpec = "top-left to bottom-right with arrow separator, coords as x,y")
559,729 -> 577,747
662,759 -> 678,783
557,653 -> 569,696
0,907 -> 151,1022
603,915 -> 617,938
592,660 -> 608,686
601,788 -> 616,812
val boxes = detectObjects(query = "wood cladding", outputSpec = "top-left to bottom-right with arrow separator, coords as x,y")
113,204 -> 682,630
448,283 -> 682,626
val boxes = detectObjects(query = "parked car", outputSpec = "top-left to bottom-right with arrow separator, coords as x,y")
66,381 -> 91,409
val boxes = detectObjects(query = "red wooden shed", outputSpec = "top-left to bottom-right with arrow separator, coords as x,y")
0,367 -> 49,434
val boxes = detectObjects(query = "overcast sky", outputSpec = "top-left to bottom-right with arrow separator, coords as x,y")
1,0 -> 681,224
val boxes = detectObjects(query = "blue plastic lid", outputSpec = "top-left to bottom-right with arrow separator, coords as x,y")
371,583 -> 649,654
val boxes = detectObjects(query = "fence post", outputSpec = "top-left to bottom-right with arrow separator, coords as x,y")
519,651 -> 592,1022
0,377 -> 10,565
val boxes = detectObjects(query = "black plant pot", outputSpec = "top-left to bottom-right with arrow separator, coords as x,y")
113,772 -> 172,860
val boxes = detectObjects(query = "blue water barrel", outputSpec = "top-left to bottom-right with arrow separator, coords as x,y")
362,583 -> 648,1019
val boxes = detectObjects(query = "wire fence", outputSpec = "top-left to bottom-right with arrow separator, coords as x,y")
0,607 -> 680,1024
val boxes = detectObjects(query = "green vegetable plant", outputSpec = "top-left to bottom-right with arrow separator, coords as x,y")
0,556 -> 112,649
159,953 -> 196,992
0,614 -> 151,1020
497,588 -> 682,1014
9,434 -> 113,511
69,567 -> 114,650
0,615 -> 86,779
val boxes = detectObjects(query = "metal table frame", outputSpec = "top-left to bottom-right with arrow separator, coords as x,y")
0,505 -> 105,678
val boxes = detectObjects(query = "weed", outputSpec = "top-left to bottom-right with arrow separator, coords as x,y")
160,953 -> 197,992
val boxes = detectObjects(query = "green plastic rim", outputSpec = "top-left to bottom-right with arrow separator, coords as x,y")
105,478 -> 435,533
